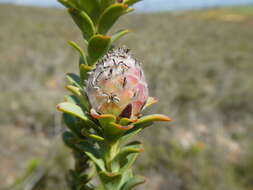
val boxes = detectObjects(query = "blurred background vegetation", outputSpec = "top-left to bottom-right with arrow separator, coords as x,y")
0,3 -> 253,190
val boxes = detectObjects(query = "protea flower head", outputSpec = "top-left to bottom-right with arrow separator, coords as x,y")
87,47 -> 148,119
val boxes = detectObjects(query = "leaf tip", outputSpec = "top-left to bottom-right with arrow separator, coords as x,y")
111,122 -> 134,131
56,104 -> 62,111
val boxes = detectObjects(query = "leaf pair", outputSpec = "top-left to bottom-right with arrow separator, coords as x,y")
68,8 -> 96,40
61,2 -> 130,41
78,0 -> 101,22
97,3 -> 129,35
111,141 -> 143,173
98,169 -> 145,190
88,29 -> 130,64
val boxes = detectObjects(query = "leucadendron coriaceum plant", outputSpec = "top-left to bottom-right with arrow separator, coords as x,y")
56,0 -> 171,189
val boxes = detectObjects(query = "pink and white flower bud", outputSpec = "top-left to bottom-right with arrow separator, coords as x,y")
87,47 -> 148,119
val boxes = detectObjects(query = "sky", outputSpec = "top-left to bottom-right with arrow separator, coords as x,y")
1,0 -> 253,11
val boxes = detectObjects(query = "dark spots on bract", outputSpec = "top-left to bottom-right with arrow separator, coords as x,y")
123,77 -> 127,88
120,104 -> 132,119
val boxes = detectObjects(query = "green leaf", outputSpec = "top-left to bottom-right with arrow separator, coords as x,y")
79,55 -> 89,66
91,111 -> 116,128
134,114 -> 172,128
98,4 -> 128,34
66,73 -> 82,88
111,141 -> 143,172
99,171 -> 122,190
68,41 -> 85,58
111,147 -> 142,172
80,64 -> 93,82
118,169 -> 133,190
125,7 -> 135,14
119,128 -> 142,144
111,29 -> 130,44
119,117 -> 133,126
120,176 -> 146,190
100,0 -> 115,11
106,122 -> 133,143
64,95 -> 80,104
65,85 -> 90,110
94,185 -> 104,190
91,111 -> 130,142
91,111 -> 126,142
58,0 -> 78,9
63,113 -> 81,136
78,0 -> 100,21
88,34 -> 111,64
81,129 -> 105,141
68,8 -> 96,40
65,85 -> 82,96
77,141 -> 106,171
62,131 -> 78,149
57,102 -> 88,121
124,0 -> 142,6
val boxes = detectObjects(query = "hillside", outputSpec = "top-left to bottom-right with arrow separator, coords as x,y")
0,4 -> 253,190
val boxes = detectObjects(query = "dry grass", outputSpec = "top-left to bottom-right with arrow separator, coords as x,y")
0,4 -> 253,190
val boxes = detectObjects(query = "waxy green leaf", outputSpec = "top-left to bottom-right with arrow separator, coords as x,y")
62,131 -> 78,149
79,55 -> 89,66
80,64 -> 93,82
81,129 -> 105,141
111,147 -> 142,172
112,141 -> 143,172
91,110 -> 134,142
100,0 -> 115,11
106,122 -> 133,143
125,7 -> 135,14
65,85 -> 82,96
111,29 -> 130,44
124,0 -> 142,6
91,110 -> 116,128
120,128 -> 142,144
58,0 -> 78,9
63,113 -> 81,136
97,4 -> 128,34
66,73 -> 82,88
119,117 -> 134,126
64,95 -> 80,104
65,85 -> 89,110
99,171 -> 122,190
68,40 -> 85,58
77,141 -> 106,171
88,34 -> 111,64
78,0 -> 100,21
68,8 -> 95,40
121,176 -> 146,190
134,114 -> 172,128
118,169 -> 133,190
57,102 -> 88,121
